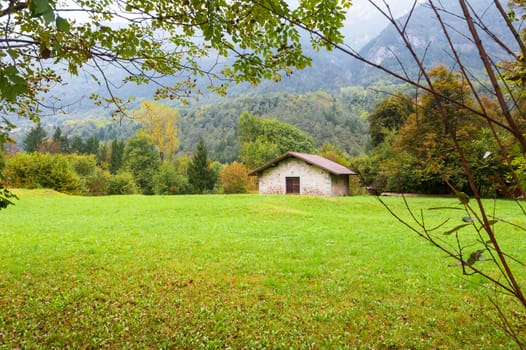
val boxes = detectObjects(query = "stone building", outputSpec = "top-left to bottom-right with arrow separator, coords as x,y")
248,152 -> 357,196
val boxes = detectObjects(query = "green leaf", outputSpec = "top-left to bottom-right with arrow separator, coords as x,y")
443,223 -> 470,235
29,0 -> 54,20
42,9 -> 55,23
0,187 -> 17,209
56,16 -> 70,33
4,65 -> 18,76
456,192 -> 470,205
29,0 -> 50,16
9,74 -> 26,85
3,83 -> 28,101
0,77 -> 8,96
0,66 -> 28,102
466,250 -> 485,265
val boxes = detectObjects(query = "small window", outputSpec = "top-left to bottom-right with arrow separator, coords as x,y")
286,177 -> 300,194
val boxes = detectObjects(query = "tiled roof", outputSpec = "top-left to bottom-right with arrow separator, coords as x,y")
248,151 -> 357,176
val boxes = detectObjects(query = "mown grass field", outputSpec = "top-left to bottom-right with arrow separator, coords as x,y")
0,190 -> 524,349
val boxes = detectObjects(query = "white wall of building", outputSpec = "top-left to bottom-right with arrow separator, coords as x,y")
258,158 -> 348,196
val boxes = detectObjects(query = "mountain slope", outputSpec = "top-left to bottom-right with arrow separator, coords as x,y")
354,0 -> 515,83
177,89 -> 376,162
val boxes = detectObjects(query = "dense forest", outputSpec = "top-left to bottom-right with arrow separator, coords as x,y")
10,85 -> 397,163
177,88 -> 387,163
351,66 -> 524,196
4,65 -> 522,198
2,0 -> 521,198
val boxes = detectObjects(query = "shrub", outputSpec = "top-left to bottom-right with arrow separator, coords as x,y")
67,154 -> 98,177
84,169 -> 110,196
153,163 -> 191,195
4,153 -> 82,194
107,172 -> 139,195
220,161 -> 250,194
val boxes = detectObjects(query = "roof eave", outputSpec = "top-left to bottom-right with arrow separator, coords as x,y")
248,151 -> 358,176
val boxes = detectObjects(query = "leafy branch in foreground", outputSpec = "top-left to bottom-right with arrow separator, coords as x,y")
0,0 -> 350,121
0,185 -> 17,210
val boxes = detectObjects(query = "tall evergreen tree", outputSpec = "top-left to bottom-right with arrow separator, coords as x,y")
61,135 -> 71,153
109,140 -> 125,174
70,136 -> 85,154
52,127 -> 70,153
52,127 -> 62,143
188,137 -> 217,194
23,124 -> 47,152
85,136 -> 100,155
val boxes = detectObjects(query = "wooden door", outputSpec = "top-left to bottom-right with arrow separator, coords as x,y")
286,177 -> 300,194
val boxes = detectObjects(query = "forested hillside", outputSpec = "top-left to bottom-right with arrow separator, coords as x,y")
8,0 -> 514,160
11,86 -> 395,163
6,0 -> 516,165
178,88 -> 387,163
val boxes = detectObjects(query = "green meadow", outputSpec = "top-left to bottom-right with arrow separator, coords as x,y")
1,190 -> 524,349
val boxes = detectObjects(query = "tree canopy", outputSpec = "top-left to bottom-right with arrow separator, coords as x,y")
188,137 -> 217,193
132,101 -> 180,163
238,111 -> 317,168
368,92 -> 414,148
123,136 -> 159,194
22,123 -> 47,152
0,0 -> 350,124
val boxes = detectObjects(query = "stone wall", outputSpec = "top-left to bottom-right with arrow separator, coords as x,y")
258,158 -> 338,196
331,174 -> 350,196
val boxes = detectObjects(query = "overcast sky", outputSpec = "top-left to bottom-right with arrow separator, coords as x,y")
344,0 -> 424,48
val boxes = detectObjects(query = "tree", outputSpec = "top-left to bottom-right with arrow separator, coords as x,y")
368,92 -> 414,148
84,135 -> 100,155
238,111 -> 317,168
70,136 -> 85,154
188,137 -> 217,194
0,0 -> 350,211
109,139 -> 125,175
51,127 -> 70,153
52,127 -> 63,144
153,162 -> 191,195
391,66 -> 483,194
97,142 -> 108,167
123,136 -> 160,195
22,123 -> 47,152
319,143 -> 351,167
132,101 -> 180,163
0,0 -> 350,126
